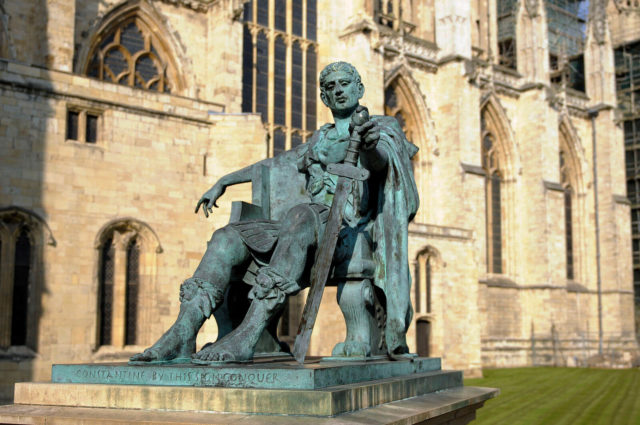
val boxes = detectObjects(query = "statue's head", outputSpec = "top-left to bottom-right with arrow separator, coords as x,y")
319,62 -> 364,115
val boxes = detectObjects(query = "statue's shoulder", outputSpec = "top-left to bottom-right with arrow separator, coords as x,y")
371,115 -> 419,159
371,115 -> 402,132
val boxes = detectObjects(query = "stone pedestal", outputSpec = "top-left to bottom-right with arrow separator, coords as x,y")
0,357 -> 498,424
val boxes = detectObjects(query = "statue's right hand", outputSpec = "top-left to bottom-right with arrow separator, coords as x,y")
195,182 -> 226,218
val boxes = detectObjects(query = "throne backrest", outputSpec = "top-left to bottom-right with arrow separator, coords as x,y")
229,147 -> 309,223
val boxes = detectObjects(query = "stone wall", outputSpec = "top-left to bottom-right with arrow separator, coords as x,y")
0,0 -> 637,401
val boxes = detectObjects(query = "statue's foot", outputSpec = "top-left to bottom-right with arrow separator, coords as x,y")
129,325 -> 195,364
331,341 -> 371,358
192,335 -> 253,364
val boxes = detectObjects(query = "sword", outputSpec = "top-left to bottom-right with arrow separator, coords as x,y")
293,106 -> 371,364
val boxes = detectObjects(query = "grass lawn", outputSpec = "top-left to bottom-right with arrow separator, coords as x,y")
464,367 -> 640,425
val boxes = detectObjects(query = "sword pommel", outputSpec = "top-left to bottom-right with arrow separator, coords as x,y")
351,106 -> 369,127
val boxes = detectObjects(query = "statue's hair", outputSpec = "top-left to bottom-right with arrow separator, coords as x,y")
319,62 -> 362,95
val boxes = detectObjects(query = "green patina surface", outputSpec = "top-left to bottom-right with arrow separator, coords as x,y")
465,367 -> 640,425
52,357 -> 441,390
130,62 -> 419,366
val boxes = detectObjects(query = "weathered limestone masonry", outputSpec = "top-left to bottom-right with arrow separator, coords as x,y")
0,0 -> 637,401
0,56 -> 265,400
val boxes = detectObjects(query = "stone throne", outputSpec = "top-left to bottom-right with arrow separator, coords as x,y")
211,145 -> 388,359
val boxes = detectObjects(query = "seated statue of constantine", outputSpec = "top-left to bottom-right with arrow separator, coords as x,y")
131,61 -> 419,364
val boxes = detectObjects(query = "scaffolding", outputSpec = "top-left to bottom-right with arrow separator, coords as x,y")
615,41 -> 640,322
546,0 -> 588,57
495,0 -> 587,91
497,0 -> 518,68
547,0 -> 588,91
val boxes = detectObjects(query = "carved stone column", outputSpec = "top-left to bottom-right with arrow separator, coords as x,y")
584,0 -> 616,106
515,0 -> 549,84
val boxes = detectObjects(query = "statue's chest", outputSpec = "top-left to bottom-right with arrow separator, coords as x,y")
313,129 -> 349,165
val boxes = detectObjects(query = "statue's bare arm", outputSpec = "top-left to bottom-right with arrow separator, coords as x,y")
195,163 -> 255,218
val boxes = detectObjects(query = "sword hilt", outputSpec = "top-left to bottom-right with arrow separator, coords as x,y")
345,106 -> 369,166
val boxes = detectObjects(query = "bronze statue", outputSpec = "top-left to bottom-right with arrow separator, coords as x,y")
130,62 -> 419,364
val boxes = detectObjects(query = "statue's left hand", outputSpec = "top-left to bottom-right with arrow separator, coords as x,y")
195,182 -> 226,218
355,120 -> 380,151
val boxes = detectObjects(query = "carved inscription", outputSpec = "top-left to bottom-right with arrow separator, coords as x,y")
72,367 -> 279,387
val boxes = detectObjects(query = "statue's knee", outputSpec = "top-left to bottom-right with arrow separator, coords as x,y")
208,226 -> 241,251
282,204 -> 316,234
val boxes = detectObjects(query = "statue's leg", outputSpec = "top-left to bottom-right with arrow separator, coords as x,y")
130,226 -> 250,363
193,205 -> 320,363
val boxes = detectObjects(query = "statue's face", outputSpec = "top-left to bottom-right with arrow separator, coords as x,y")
321,70 -> 363,114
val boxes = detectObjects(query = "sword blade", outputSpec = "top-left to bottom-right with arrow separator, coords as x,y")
293,176 -> 352,364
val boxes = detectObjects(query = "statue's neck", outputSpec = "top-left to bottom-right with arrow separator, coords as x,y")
333,117 -> 351,136
331,104 -> 359,136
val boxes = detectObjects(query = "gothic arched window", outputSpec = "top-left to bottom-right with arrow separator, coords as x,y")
482,122 -> 503,274
85,17 -> 176,93
384,84 -> 416,143
96,220 -> 161,350
560,151 -> 574,280
414,250 -> 434,314
242,0 -> 318,155
0,208 -> 52,350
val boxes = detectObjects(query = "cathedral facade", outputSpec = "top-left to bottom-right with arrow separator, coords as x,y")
0,0 -> 638,401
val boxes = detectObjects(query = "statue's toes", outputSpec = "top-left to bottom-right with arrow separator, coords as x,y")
130,349 -> 157,362
210,351 -> 232,362
201,351 -> 214,361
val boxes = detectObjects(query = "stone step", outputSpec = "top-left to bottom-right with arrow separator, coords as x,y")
1,386 -> 499,425
16,369 -> 462,417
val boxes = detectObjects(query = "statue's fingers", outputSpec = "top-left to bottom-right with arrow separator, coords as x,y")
364,133 -> 379,147
195,199 -> 204,213
357,121 -> 374,134
203,206 -> 209,218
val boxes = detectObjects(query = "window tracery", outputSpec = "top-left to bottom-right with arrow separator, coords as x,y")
85,17 -> 176,93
